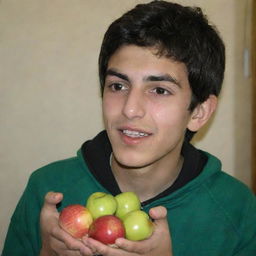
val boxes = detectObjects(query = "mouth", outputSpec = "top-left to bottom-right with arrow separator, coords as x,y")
120,129 -> 151,138
122,129 -> 149,138
115,127 -> 152,146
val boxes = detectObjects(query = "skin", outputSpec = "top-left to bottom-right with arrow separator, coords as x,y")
103,45 -> 200,201
39,45 -> 217,256
40,192 -> 172,256
40,192 -> 93,256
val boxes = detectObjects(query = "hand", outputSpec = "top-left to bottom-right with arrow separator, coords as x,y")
39,192 -> 94,256
82,206 -> 172,256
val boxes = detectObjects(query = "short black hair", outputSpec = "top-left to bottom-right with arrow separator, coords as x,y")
98,0 -> 225,140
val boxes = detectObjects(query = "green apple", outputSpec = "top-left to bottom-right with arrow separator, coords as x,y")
115,192 -> 141,219
86,192 -> 117,219
123,210 -> 154,241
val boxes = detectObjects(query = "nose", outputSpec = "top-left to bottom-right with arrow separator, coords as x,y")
122,89 -> 145,120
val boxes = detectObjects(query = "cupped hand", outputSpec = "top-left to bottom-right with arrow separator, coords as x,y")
39,192 -> 94,256
82,206 -> 172,256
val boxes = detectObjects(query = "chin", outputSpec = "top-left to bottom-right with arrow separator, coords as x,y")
113,151 -> 153,169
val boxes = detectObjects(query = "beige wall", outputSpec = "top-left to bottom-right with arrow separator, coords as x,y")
0,0 -> 252,251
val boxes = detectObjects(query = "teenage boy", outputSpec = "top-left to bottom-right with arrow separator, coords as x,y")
2,1 -> 256,256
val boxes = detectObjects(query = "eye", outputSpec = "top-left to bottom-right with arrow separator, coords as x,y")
108,83 -> 127,92
151,87 -> 171,95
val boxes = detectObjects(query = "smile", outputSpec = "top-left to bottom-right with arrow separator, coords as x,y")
122,129 -> 149,138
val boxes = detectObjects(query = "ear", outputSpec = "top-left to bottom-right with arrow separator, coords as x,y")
187,95 -> 217,132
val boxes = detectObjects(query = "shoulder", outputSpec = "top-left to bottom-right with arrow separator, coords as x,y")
27,150 -> 91,195
206,171 -> 256,250
202,152 -> 255,209
206,172 -> 255,210
204,160 -> 254,206
31,155 -> 83,180
202,155 -> 256,234
197,153 -> 256,249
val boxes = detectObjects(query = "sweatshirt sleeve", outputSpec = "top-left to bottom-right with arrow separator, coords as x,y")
233,239 -> 256,256
233,192 -> 256,256
2,175 -> 43,256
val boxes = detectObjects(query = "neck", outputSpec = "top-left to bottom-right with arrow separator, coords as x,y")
111,150 -> 184,202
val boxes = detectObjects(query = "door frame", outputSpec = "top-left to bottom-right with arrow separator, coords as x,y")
252,0 -> 256,193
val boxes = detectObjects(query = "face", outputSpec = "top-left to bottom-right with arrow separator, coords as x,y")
102,45 -> 194,168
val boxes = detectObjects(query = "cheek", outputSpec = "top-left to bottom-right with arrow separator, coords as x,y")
151,101 -> 190,130
102,97 -> 111,122
102,95 -> 120,121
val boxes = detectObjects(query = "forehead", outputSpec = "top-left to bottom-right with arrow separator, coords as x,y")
107,45 -> 188,81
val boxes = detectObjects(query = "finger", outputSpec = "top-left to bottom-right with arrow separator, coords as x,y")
51,232 -> 93,256
79,245 -> 95,256
115,237 -> 150,254
43,192 -> 63,210
83,237 -> 123,256
40,192 -> 63,224
52,226 -> 82,250
48,236 -> 70,251
150,207 -> 170,238
149,206 -> 167,220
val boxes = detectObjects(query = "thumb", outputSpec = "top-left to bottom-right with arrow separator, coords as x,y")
42,191 -> 63,211
149,206 -> 167,220
40,192 -> 63,233
149,206 -> 171,240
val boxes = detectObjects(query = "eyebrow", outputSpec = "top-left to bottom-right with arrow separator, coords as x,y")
145,74 -> 181,88
105,69 -> 130,82
105,68 -> 181,88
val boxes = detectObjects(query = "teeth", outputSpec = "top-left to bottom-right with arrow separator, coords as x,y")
122,129 -> 149,138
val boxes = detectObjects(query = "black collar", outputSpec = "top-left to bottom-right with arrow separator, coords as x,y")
82,130 -> 207,204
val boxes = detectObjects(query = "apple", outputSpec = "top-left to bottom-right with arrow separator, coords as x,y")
86,192 -> 117,219
123,210 -> 154,241
89,215 -> 125,245
59,204 -> 93,239
115,192 -> 141,219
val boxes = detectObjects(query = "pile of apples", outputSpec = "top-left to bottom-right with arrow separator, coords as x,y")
59,191 -> 154,245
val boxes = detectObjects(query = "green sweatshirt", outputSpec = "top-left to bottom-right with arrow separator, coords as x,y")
2,149 -> 256,256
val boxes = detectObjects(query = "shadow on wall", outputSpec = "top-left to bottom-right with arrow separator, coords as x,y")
191,0 -> 253,189
233,0 -> 252,186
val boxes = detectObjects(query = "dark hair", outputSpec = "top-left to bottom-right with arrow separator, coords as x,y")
98,0 -> 225,140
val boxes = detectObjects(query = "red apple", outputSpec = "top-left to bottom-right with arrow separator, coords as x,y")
59,204 -> 93,239
89,215 -> 125,245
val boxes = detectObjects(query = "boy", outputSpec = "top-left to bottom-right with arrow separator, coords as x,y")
2,1 -> 256,256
